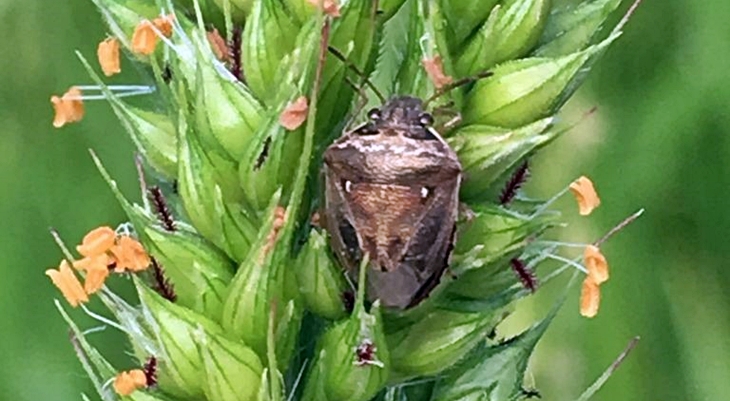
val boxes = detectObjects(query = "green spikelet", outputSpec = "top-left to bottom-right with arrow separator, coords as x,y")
47,1 -> 642,400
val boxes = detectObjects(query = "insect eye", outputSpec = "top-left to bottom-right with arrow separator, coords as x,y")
367,108 -> 381,121
418,113 -> 434,126
356,122 -> 379,136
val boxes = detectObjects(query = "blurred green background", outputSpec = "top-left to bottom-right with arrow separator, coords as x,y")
1,1 -> 728,400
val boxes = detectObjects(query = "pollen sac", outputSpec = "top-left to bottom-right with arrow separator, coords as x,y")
92,0 -> 159,48
97,37 -> 121,76
50,87 -> 84,128
131,20 -> 158,55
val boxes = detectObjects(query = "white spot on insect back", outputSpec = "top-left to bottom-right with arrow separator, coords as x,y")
345,180 -> 352,193
421,187 -> 429,198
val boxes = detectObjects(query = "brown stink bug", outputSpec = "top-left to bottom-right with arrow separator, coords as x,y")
322,95 -> 462,309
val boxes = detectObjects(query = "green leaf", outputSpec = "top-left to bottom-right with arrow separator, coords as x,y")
380,0 -> 408,20
449,117 -> 557,202
451,205 -> 557,275
210,0 -> 251,21
220,190 -> 303,368
455,0 -> 552,76
197,330 -> 266,401
177,103 -> 258,261
386,309 -> 500,379
464,34 -> 618,127
295,229 -> 348,320
237,108 -> 305,212
301,304 -> 390,401
369,0 -> 418,99
136,279 -> 228,399
430,306 -> 558,401
172,24 -> 265,161
438,0 -> 499,49
534,0 -> 623,57
242,0 -> 300,103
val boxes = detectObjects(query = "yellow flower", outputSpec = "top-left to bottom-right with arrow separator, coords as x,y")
110,235 -> 151,272
50,87 -> 84,128
46,260 -> 89,307
580,277 -> 601,318
112,369 -> 148,396
76,226 -> 116,257
97,37 -> 121,77
584,245 -> 609,284
569,175 -> 601,216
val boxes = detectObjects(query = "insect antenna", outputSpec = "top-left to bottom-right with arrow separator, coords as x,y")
327,45 -> 386,104
342,76 -> 372,130
423,70 -> 494,108
431,100 -> 455,116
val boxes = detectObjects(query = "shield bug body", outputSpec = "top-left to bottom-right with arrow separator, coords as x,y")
323,96 -> 461,309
